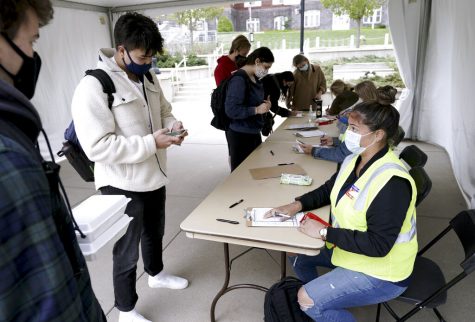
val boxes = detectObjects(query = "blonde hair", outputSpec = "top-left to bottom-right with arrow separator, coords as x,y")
229,35 -> 251,54
330,79 -> 352,96
355,80 -> 378,102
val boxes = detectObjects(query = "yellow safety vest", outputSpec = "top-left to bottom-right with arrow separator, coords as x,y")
329,149 -> 418,282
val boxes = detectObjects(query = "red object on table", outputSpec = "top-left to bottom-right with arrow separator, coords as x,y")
300,212 -> 331,227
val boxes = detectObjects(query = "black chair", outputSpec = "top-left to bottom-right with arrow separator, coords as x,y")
376,209 -> 475,322
399,145 -> 428,168
393,126 -> 405,147
409,166 -> 432,207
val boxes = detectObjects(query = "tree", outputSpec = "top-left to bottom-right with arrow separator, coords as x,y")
321,0 -> 383,48
217,15 -> 233,32
174,7 -> 223,48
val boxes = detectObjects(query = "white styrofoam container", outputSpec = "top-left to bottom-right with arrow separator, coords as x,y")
73,195 -> 130,242
79,214 -> 133,261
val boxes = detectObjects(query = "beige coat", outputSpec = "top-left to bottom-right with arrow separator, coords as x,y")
71,48 -> 176,192
286,64 -> 327,111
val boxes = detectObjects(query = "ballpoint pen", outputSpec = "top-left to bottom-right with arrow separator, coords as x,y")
216,218 -> 239,224
229,199 -> 244,208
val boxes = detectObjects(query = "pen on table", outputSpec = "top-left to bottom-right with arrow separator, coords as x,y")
229,199 -> 244,208
270,150 -> 274,156
216,218 -> 239,225
278,163 -> 295,166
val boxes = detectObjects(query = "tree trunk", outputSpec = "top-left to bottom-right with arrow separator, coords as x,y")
356,19 -> 361,48
189,20 -> 194,49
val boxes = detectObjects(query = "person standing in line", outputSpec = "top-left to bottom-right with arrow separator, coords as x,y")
287,54 -> 327,111
262,71 -> 298,117
224,47 -> 274,171
214,34 -> 251,86
72,12 -> 188,322
0,1 -> 106,321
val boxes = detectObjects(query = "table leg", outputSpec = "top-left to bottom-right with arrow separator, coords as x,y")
210,243 -> 269,322
280,251 -> 287,280
210,243 -> 230,322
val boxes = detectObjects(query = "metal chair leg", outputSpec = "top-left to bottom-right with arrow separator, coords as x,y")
375,303 -> 381,322
433,308 -> 447,322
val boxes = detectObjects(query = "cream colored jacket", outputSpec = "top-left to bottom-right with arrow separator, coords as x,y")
71,48 -> 176,192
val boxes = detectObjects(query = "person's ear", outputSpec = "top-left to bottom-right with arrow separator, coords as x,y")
375,129 -> 385,143
255,58 -> 261,65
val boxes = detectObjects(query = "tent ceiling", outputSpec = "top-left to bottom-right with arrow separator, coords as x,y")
57,0 -> 233,12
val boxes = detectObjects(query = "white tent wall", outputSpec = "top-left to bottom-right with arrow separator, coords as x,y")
32,6 -> 111,157
387,0 -> 422,137
417,0 -> 475,208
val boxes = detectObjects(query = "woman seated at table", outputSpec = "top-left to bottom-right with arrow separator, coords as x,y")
266,99 -> 417,322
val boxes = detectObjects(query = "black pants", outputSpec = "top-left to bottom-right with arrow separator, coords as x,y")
100,185 -> 166,312
225,129 -> 262,171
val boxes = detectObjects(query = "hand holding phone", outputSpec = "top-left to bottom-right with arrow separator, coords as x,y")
167,129 -> 187,137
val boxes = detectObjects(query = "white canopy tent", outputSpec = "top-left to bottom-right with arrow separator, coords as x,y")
32,0 -> 474,208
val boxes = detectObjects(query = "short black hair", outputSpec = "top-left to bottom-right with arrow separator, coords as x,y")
245,47 -> 274,66
276,71 -> 294,82
0,0 -> 53,38
114,12 -> 163,55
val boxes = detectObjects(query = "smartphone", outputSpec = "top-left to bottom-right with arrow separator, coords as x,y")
296,139 -> 305,145
167,129 -> 187,137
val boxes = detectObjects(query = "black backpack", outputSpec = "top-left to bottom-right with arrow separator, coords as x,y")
210,71 -> 250,131
57,69 -> 115,182
264,277 -> 313,322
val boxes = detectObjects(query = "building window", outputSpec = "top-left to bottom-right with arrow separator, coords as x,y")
304,10 -> 320,28
274,16 -> 286,30
247,18 -> 260,32
363,6 -> 382,24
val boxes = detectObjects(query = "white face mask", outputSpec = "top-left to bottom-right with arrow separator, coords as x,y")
298,63 -> 309,72
345,129 -> 374,155
255,65 -> 268,79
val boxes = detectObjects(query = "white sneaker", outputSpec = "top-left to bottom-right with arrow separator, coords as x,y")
148,271 -> 189,289
118,309 -> 151,322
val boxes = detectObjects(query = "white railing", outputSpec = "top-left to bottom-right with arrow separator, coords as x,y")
170,56 -> 187,95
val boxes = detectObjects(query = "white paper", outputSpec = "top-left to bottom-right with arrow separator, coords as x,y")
285,123 -> 318,130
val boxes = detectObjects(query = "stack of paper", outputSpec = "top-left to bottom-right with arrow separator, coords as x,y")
295,130 -> 326,138
73,195 -> 132,260
285,123 -> 318,131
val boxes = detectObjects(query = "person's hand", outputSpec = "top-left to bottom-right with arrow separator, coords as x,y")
256,95 -> 271,114
320,135 -> 333,146
153,128 -> 181,149
314,92 -> 322,100
290,111 -> 300,117
264,201 -> 302,219
299,143 -> 313,155
298,217 -> 326,239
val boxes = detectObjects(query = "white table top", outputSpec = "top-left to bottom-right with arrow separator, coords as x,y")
180,118 -> 338,255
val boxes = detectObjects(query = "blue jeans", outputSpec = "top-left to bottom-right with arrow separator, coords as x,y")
288,247 -> 336,283
301,267 -> 407,322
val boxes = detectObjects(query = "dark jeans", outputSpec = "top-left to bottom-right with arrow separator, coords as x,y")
225,129 -> 262,171
100,185 -> 166,312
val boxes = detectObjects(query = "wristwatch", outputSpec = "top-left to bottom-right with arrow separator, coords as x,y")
319,228 -> 328,241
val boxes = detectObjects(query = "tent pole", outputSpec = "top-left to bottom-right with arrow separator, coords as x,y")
108,9 -> 115,48
300,0 -> 305,54
51,0 -> 108,13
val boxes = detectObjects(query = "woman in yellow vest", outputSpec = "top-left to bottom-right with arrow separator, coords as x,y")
267,99 -> 417,322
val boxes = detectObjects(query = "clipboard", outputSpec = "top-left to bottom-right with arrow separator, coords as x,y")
249,163 -> 306,180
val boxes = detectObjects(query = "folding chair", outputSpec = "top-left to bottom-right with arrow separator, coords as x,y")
376,209 -> 475,322
409,166 -> 432,207
393,126 -> 405,147
399,145 -> 428,168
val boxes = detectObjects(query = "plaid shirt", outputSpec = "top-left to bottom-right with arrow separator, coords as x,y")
0,134 -> 105,322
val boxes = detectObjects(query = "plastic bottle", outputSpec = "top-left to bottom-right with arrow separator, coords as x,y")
308,105 -> 316,123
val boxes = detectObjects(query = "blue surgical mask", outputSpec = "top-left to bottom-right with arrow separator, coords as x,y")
123,48 -> 151,77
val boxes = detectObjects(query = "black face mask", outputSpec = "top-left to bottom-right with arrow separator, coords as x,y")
0,33 -> 42,99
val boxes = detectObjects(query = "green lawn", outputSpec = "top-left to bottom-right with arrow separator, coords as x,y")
217,28 -> 391,51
